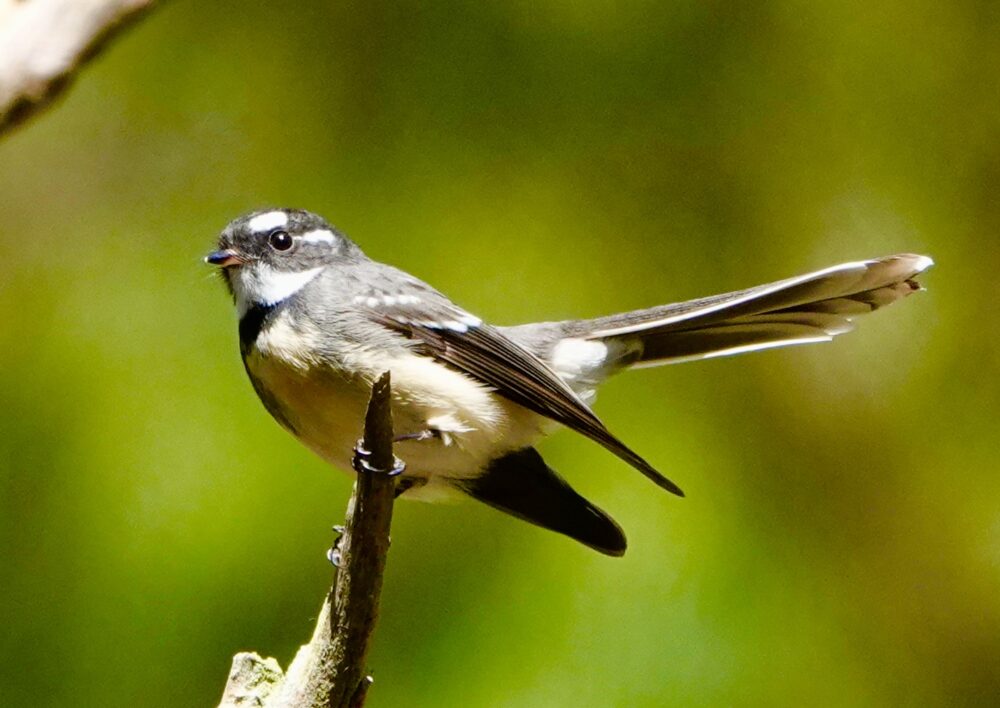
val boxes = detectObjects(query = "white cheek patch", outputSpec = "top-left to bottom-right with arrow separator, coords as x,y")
233,264 -> 324,315
248,211 -> 289,233
300,229 -> 335,244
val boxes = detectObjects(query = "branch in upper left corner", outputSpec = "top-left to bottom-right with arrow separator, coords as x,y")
0,0 -> 157,136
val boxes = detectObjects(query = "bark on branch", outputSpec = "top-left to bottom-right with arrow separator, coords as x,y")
0,0 -> 157,136
219,372 -> 399,708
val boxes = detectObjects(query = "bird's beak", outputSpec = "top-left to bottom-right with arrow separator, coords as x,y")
205,249 -> 245,267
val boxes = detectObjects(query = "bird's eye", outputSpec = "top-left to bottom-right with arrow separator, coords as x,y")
268,230 -> 294,252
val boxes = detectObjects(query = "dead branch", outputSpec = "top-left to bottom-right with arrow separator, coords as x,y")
0,0 -> 158,136
219,372 -> 399,708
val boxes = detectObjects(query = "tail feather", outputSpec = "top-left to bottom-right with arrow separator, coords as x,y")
462,447 -> 627,556
570,254 -> 932,368
633,321 -> 840,367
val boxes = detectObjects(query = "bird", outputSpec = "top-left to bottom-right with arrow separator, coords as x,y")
206,208 -> 932,556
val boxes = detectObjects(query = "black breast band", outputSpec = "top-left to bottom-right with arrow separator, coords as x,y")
239,302 -> 276,355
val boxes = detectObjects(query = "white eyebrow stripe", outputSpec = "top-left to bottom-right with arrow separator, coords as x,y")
300,228 -> 335,244
248,211 -> 289,233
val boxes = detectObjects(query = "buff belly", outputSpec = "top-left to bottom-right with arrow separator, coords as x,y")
243,344 -> 554,501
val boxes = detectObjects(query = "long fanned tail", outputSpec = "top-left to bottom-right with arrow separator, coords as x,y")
568,254 -> 933,368
496,253 -> 932,505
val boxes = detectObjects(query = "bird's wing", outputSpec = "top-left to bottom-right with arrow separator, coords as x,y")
354,274 -> 683,496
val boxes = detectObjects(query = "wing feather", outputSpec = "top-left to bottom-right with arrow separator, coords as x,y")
357,279 -> 684,496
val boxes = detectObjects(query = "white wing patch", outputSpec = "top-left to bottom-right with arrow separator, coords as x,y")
353,294 -> 422,307
352,293 -> 480,332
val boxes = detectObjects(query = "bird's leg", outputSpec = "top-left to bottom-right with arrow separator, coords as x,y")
393,429 -> 441,444
328,443 -> 407,567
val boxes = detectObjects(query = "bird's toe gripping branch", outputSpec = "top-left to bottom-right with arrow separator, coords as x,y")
352,441 -> 407,477
332,440 -> 403,567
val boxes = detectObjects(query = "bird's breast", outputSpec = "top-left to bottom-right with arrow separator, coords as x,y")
242,313 -> 552,495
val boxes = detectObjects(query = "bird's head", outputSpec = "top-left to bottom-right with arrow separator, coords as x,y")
206,208 -> 362,314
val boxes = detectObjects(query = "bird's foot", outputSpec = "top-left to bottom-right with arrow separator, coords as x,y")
327,524 -> 347,567
352,442 -> 406,476
328,523 -> 394,567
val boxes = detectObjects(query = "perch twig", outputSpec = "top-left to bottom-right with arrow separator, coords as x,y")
219,372 -> 399,708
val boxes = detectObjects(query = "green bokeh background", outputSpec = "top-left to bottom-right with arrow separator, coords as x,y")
1,1 -> 997,705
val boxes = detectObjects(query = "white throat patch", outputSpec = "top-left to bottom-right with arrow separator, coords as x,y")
232,263 -> 324,316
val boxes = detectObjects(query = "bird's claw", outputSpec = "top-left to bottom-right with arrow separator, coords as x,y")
352,440 -> 406,476
327,546 -> 342,568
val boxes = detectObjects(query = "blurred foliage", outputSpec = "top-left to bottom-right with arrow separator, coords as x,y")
1,1 -> 998,705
